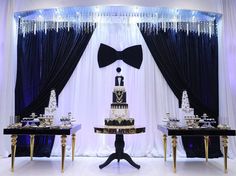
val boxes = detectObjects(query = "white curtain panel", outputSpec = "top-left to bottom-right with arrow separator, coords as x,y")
51,23 -> 186,157
218,0 -> 236,158
0,0 -> 17,157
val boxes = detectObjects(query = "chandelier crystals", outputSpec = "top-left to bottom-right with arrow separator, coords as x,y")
16,6 -> 221,36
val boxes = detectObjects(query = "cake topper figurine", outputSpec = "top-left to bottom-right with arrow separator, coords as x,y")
115,67 -> 124,86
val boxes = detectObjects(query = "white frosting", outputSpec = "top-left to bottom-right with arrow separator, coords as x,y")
110,108 -> 129,119
114,86 -> 125,91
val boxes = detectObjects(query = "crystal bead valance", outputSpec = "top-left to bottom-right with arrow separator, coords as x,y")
15,6 -> 221,36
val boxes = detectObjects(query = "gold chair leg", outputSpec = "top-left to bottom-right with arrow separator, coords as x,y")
72,134 -> 76,161
61,135 -> 67,173
172,136 -> 177,173
30,135 -> 35,161
163,134 -> 167,162
11,135 -> 17,172
222,136 -> 228,173
204,136 -> 209,162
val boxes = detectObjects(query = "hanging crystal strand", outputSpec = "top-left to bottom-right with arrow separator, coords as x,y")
25,21 -> 28,34
138,13 -> 142,30
144,20 -> 147,34
84,16 -> 87,33
26,21 -> 28,34
189,22 -> 192,34
79,12 -> 82,32
209,21 -> 213,36
206,21 -> 209,36
25,21 -> 28,35
178,15 -> 181,32
22,19 -> 25,37
47,21 -> 50,32
189,19 -> 192,34
77,12 -> 81,32
141,13 -> 144,31
67,21 -> 69,32
197,22 -> 200,36
62,21 -> 65,30
44,21 -> 47,34
154,23 -> 157,35
89,12 -> 92,33
192,22 -> 195,34
78,12 -> 81,33
204,21 -> 207,35
201,21 -> 204,35
176,21 -> 178,33
58,21 -> 61,32
26,22 -> 30,34
154,12 -> 157,35
187,23 -> 189,36
22,25 -> 25,37
150,13 -> 153,34
51,21 -> 54,32
82,12 -> 85,32
34,21 -> 36,35
83,13 -> 87,33
164,21 -> 166,33
30,21 -> 33,34
147,14 -> 150,34
153,13 -> 156,34
178,21 -> 181,32
56,21 -> 58,32
161,15 -> 164,31
17,18 -> 21,35
39,21 -> 42,32
38,21 -> 41,32
27,21 -> 29,34
87,22 -> 89,33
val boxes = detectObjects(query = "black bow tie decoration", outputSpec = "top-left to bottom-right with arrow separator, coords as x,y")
98,43 -> 143,69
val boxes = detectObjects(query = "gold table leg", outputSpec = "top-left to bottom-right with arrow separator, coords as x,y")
172,136 -> 177,173
222,136 -> 228,173
11,135 -> 17,172
72,134 -> 76,161
204,136 -> 209,162
61,135 -> 67,173
163,134 -> 167,162
30,135 -> 35,161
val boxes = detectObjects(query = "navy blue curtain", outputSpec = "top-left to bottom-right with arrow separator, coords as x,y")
15,25 -> 95,156
138,23 -> 221,158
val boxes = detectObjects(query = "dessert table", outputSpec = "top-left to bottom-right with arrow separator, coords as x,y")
157,125 -> 236,173
94,126 -> 145,169
3,124 -> 81,173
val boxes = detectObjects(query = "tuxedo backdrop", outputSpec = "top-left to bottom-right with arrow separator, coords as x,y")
15,22 -> 220,157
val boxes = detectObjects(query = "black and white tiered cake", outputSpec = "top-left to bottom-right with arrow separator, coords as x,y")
105,67 -> 134,127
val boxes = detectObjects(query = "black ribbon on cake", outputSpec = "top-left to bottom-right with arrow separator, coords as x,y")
98,43 -> 143,69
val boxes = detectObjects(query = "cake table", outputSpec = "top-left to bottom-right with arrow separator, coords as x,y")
3,124 -> 81,173
94,126 -> 145,169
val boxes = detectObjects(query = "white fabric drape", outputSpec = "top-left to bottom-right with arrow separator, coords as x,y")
218,0 -> 236,158
0,0 -> 17,157
51,23 -> 186,157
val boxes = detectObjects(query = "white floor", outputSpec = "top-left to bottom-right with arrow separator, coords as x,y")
0,156 -> 236,176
